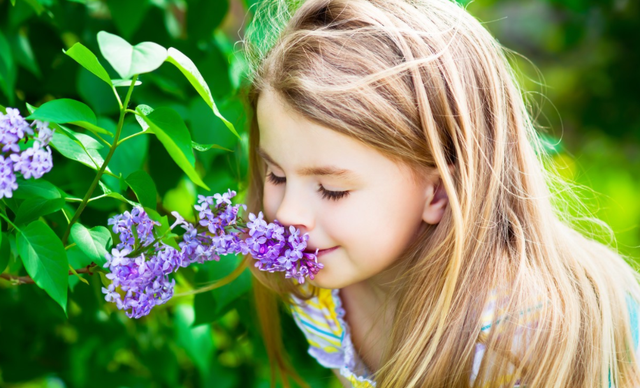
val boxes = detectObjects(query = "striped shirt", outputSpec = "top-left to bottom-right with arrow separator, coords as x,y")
289,287 -> 640,387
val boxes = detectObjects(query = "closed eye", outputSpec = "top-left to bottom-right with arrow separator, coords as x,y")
266,171 -> 286,185
266,172 -> 350,202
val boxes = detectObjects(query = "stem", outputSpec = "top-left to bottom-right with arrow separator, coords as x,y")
65,194 -> 107,203
68,264 -> 90,285
117,131 -> 147,146
0,263 -> 98,285
62,75 -> 139,245
103,171 -> 120,179
126,227 -> 173,258
0,212 -> 21,234
112,86 -> 123,110
93,133 -> 112,148
61,208 -> 71,224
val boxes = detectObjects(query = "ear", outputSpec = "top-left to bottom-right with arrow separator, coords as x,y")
421,172 -> 450,225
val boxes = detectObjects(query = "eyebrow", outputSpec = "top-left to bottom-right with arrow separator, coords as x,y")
257,147 -> 356,178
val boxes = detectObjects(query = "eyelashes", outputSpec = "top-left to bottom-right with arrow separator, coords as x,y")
266,172 -> 350,201
266,171 -> 286,185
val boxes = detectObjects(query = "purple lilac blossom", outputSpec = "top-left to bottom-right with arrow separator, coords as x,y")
0,156 -> 17,198
0,108 -> 55,199
10,141 -> 54,179
102,189 -> 323,318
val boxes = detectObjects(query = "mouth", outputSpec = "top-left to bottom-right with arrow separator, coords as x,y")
304,246 -> 339,256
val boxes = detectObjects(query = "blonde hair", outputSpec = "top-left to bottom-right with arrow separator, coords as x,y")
239,0 -> 640,386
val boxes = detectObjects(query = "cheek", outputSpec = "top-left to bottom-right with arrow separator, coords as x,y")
262,183 -> 282,223
343,190 -> 424,267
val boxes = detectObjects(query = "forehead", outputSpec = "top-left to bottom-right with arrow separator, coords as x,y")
256,89 -> 392,179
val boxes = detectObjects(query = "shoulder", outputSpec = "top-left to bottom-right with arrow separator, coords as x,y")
472,290 -> 640,387
470,288 -> 545,387
288,286 -> 346,369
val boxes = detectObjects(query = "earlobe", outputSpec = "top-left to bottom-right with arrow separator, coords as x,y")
422,179 -> 449,225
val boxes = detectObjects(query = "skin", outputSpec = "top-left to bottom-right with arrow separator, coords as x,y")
257,88 -> 449,378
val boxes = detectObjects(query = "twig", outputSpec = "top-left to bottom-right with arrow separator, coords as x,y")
0,263 -> 99,285
61,74 -> 139,245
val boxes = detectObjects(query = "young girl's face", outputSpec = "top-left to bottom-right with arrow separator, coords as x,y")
257,89 -> 438,289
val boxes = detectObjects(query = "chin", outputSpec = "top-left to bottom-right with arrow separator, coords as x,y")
308,270 -> 351,290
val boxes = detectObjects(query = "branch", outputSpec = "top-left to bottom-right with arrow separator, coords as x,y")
0,263 -> 99,285
62,74 -> 139,245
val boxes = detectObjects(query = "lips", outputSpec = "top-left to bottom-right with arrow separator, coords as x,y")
304,246 -> 338,256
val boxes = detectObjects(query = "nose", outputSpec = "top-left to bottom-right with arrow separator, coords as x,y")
273,186 -> 314,234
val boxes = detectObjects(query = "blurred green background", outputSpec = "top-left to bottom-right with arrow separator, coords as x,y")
0,0 -> 638,387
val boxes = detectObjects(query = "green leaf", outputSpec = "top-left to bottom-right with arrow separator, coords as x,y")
138,107 -> 209,190
165,47 -> 240,140
17,221 -> 68,315
66,245 -> 92,292
13,179 -> 61,200
26,99 -> 98,131
175,304 -> 213,379
191,141 -> 232,153
0,232 -> 10,273
144,208 -> 167,231
97,31 -> 168,80
105,190 -> 132,206
77,67 -> 119,116
50,132 -> 113,173
107,0 -> 151,40
66,244 -> 90,271
0,30 -> 17,105
72,121 -> 113,138
144,207 -> 179,250
70,224 -> 112,267
126,170 -> 157,209
9,30 -> 41,78
14,197 -> 65,226
63,42 -> 112,86
134,104 -> 153,131
74,132 -> 103,150
112,79 -> 142,87
100,120 -> 148,192
99,181 -> 140,207
24,103 -> 95,145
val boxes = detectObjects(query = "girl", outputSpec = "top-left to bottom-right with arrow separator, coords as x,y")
239,0 -> 640,386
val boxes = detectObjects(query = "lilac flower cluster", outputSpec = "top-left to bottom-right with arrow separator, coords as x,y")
0,108 -> 54,198
102,189 -> 323,318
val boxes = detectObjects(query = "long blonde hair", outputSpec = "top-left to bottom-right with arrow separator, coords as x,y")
239,0 -> 640,386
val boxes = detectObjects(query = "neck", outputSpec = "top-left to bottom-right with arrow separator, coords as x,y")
344,261 -> 404,319
340,266 -> 403,373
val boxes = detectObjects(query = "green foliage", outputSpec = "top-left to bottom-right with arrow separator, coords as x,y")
69,224 -> 111,267
14,196 -> 65,226
0,0 -> 637,388
27,98 -> 97,126
125,170 -> 157,210
0,1 -> 316,387
165,47 -> 241,139
17,221 -> 68,315
194,257 -> 253,326
97,31 -> 168,81
64,42 -> 113,86
138,106 -> 210,190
